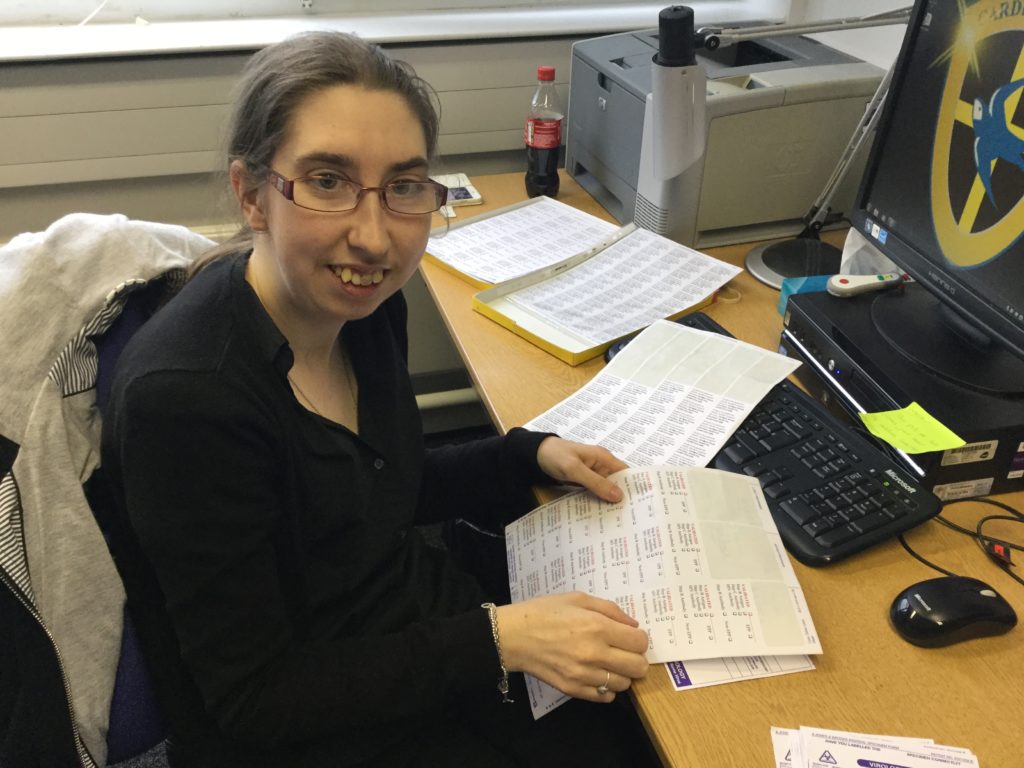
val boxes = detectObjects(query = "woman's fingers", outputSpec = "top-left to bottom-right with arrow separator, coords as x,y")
535,437 -> 629,503
495,593 -> 650,703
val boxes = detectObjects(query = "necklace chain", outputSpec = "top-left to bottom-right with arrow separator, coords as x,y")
287,352 -> 357,420
287,373 -> 324,417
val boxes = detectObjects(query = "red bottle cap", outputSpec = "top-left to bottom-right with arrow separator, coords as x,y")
537,65 -> 556,81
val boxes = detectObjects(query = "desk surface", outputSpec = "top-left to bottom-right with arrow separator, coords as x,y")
421,172 -> 1024,767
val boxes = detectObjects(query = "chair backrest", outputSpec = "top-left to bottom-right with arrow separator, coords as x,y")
0,213 -> 210,768
92,280 -> 172,764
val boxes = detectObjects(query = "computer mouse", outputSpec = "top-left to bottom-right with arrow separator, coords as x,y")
889,575 -> 1017,647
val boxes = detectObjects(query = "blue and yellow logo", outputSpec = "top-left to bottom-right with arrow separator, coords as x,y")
932,0 -> 1024,267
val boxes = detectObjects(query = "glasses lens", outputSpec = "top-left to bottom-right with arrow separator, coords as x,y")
293,177 -> 361,212
385,182 -> 447,214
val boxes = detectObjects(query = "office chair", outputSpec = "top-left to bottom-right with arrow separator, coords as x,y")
0,213 -> 212,767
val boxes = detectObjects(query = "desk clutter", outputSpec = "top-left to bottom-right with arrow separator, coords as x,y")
417,169 -> 1023,767
426,196 -> 739,364
771,725 -> 980,768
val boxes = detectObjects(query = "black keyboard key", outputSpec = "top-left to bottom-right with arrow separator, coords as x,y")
802,455 -> 824,470
763,482 -> 790,500
885,505 -> 908,521
783,418 -> 811,439
772,466 -> 794,482
760,430 -> 797,451
852,511 -> 891,534
735,433 -> 766,458
780,498 -> 818,526
816,525 -> 860,548
723,443 -> 756,466
803,518 -> 833,537
812,485 -> 838,500
822,511 -> 848,530
742,460 -> 772,478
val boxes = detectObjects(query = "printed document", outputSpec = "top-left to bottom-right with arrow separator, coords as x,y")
665,654 -> 814,691
507,465 -> 821,718
525,319 -> 801,469
502,226 -> 739,346
426,196 -> 618,285
771,726 -> 980,768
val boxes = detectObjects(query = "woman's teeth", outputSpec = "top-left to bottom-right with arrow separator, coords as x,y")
332,266 -> 384,286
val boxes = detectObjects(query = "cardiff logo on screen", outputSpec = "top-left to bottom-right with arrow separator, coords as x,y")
931,0 -> 1024,267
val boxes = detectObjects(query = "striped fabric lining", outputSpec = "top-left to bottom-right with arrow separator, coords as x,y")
48,270 -> 186,399
0,472 -> 32,602
49,279 -> 145,399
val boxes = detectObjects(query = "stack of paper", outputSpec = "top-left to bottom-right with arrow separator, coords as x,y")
771,726 -> 980,768
506,465 -> 822,719
426,196 -> 618,287
472,224 -> 738,364
426,197 -> 741,364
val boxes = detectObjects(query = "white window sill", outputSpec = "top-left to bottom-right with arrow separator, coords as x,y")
0,5 -> 687,62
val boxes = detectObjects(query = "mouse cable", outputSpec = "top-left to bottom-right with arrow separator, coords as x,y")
897,497 -> 1024,586
934,497 -> 1024,588
896,534 -> 958,577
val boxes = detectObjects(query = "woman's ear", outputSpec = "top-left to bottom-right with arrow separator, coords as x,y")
230,160 -> 269,233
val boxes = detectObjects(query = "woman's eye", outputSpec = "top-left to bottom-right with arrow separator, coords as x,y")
389,181 -> 420,197
311,175 -> 341,192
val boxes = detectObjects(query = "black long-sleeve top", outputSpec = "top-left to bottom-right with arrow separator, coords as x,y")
100,253 -> 552,766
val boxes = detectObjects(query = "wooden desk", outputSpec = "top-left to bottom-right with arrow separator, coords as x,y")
421,172 -> 1024,767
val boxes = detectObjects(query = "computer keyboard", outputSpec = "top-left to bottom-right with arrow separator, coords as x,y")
712,378 -> 942,566
610,312 -> 944,567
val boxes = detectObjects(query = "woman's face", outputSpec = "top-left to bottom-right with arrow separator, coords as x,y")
243,84 -> 433,328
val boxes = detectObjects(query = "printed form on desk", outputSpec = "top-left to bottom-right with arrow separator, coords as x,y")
507,466 -> 822,719
425,196 -> 618,285
525,319 -> 801,468
771,725 -> 980,768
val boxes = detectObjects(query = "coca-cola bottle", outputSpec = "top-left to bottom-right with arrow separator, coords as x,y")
524,65 -> 563,198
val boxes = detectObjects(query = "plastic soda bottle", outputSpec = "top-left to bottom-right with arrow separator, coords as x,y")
524,65 -> 563,198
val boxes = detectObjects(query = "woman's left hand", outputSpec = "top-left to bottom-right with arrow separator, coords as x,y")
536,436 -> 628,503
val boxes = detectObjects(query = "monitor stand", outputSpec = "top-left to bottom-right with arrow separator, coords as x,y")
870,287 -> 1024,397
745,237 -> 842,290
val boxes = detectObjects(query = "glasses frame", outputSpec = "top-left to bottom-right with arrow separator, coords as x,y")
265,170 -> 448,215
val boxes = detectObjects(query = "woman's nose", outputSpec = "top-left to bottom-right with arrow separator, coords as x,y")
345,190 -> 391,256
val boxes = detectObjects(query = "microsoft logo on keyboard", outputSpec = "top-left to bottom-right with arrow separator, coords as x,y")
884,469 -> 917,494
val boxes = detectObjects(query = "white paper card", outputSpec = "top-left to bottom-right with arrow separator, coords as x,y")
526,320 -> 801,469
507,465 -> 821,718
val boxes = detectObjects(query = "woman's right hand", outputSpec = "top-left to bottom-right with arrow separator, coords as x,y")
495,592 -> 650,702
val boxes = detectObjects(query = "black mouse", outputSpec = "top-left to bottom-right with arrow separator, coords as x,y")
889,575 -> 1017,647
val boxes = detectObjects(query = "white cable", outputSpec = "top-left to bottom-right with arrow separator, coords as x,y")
79,0 -> 110,26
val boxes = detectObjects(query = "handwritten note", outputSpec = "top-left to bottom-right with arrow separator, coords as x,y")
858,401 -> 965,453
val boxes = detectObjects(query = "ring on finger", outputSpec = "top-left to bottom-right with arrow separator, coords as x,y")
596,670 -> 611,695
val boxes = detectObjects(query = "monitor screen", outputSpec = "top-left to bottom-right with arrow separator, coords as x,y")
852,0 -> 1024,395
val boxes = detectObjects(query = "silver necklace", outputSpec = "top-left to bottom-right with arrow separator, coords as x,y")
287,353 -> 357,420
287,372 -> 324,417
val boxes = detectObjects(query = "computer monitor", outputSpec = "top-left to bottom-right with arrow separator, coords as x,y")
851,0 -> 1024,397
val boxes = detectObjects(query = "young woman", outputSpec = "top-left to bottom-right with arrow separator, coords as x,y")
101,32 -> 652,767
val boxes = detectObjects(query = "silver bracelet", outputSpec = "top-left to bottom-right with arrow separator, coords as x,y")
481,602 -> 513,703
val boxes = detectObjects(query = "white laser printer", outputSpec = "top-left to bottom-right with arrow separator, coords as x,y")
565,28 -> 884,247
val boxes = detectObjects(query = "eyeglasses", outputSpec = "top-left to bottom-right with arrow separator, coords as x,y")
266,170 -> 448,215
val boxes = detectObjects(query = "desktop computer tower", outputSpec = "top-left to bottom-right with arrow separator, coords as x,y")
778,286 -> 1024,502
